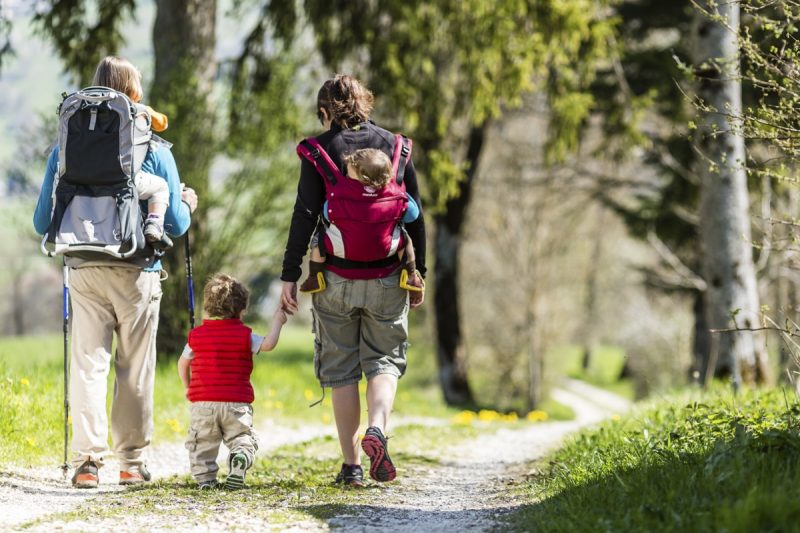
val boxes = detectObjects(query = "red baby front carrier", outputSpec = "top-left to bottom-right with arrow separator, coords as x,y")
297,133 -> 413,279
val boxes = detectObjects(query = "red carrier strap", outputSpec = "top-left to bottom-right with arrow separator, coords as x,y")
296,137 -> 345,185
391,134 -> 413,184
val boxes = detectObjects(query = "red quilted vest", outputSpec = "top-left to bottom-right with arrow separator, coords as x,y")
187,318 -> 254,403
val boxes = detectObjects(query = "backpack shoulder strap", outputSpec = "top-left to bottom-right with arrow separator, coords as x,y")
296,137 -> 345,185
391,134 -> 413,185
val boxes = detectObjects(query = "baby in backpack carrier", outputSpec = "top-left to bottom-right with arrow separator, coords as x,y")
93,56 -> 172,249
299,148 -> 424,294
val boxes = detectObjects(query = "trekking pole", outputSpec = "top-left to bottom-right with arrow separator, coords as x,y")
184,226 -> 195,330
60,259 -> 70,479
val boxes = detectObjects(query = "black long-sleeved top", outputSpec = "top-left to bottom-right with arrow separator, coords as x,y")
281,121 -> 427,282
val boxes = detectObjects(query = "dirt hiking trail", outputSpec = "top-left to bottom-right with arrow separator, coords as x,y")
1,379 -> 628,531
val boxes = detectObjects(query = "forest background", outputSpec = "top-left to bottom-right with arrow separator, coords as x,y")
1,0 -> 797,415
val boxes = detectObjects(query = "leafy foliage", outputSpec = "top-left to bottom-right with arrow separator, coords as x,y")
286,0 -> 617,211
32,0 -> 135,84
507,389 -> 800,530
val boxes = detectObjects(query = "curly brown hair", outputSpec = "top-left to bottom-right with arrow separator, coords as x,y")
317,74 -> 374,129
203,273 -> 249,319
344,148 -> 393,189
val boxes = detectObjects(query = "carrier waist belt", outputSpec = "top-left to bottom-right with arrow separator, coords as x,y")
326,254 -> 400,269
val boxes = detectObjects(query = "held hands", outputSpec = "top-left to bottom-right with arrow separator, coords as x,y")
280,281 -> 299,315
273,306 -> 288,325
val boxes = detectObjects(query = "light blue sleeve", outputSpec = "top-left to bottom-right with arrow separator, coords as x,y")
403,193 -> 419,224
140,146 -> 191,237
33,147 -> 59,235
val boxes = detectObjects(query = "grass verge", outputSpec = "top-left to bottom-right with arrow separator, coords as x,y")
504,387 -> 800,531
0,325 -> 459,467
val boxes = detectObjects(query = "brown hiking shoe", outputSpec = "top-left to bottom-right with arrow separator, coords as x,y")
120,464 -> 152,486
71,460 -> 99,489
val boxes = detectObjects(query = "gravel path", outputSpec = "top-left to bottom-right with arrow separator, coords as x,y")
1,381 -> 627,532
323,382 -> 627,532
0,420 -> 335,530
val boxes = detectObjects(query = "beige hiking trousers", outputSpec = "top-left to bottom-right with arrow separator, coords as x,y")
68,266 -> 162,470
185,402 -> 259,483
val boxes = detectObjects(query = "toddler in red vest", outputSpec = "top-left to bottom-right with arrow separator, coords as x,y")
178,273 -> 287,489
299,147 -> 424,294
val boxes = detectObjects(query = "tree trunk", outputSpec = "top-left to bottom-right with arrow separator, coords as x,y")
693,0 -> 770,386
432,123 -> 488,406
692,289 -> 710,383
581,208 -> 605,371
151,0 -> 217,356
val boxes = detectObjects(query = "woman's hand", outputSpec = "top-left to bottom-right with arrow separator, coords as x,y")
281,281 -> 299,315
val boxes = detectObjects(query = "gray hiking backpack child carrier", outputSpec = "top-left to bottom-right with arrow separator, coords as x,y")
40,86 -> 164,262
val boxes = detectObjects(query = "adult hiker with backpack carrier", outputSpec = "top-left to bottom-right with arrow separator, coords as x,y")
33,56 -> 198,488
280,74 -> 427,487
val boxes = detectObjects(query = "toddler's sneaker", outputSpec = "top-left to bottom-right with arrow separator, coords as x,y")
224,453 -> 249,490
71,460 -> 99,489
361,426 -> 396,482
143,216 -> 173,250
334,463 -> 364,488
198,480 -> 218,490
119,464 -> 151,485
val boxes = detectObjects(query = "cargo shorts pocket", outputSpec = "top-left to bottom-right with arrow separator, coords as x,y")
185,428 -> 199,452
376,275 -> 408,317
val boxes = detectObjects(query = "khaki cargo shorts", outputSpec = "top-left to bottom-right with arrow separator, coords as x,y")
311,268 -> 409,387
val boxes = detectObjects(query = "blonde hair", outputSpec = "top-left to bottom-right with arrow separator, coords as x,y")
92,56 -> 143,103
317,74 -> 374,128
203,273 -> 250,319
344,148 -> 393,189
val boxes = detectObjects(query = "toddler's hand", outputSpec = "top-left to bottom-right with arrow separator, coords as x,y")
274,307 -> 288,325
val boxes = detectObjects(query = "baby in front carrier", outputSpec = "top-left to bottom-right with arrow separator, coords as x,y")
93,56 -> 172,248
299,148 -> 424,293
178,273 -> 287,489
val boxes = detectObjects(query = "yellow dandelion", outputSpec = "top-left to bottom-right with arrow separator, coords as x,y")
526,410 -> 549,422
452,411 -> 477,425
304,389 -> 315,401
322,397 -> 332,408
612,414 -> 621,421
275,401 -> 284,409
20,378 -> 30,386
358,382 -> 367,393
26,437 -> 36,446
267,389 -> 276,397
264,400 -> 274,409
502,412 -> 519,423
478,409 -> 501,422
166,419 -> 183,433
322,413 -> 331,424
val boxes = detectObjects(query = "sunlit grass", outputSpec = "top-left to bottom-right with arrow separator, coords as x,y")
505,388 -> 800,531
0,324 -> 462,466
547,344 -> 636,400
